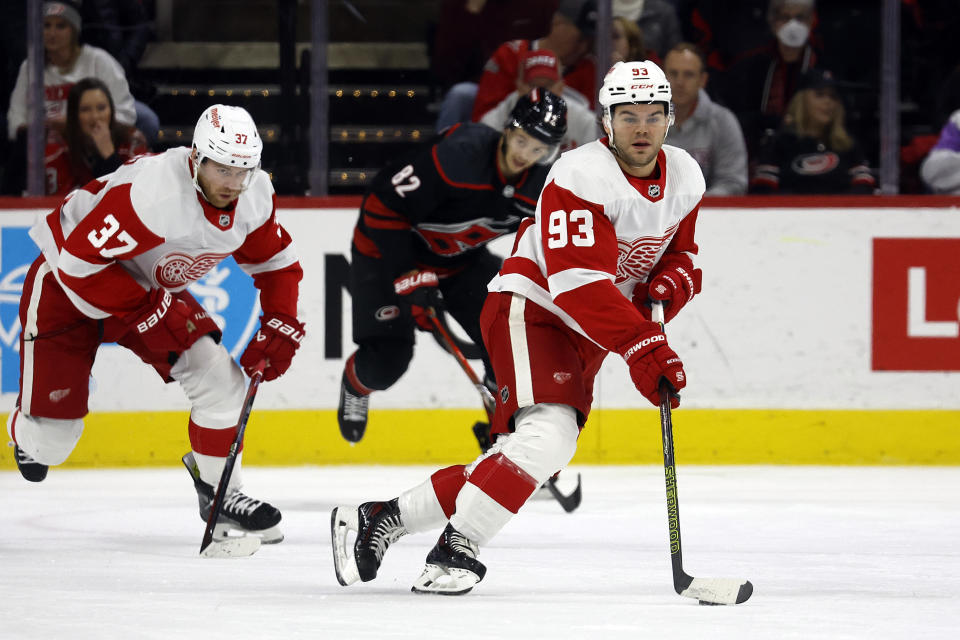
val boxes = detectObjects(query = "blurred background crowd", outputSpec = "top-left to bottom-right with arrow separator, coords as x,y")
2,0 -> 959,197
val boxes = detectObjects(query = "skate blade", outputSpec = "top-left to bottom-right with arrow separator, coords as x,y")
410,564 -> 481,595
213,522 -> 284,545
200,536 -> 262,558
330,506 -> 361,586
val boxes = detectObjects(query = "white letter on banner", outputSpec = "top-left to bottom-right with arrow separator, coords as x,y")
907,267 -> 958,337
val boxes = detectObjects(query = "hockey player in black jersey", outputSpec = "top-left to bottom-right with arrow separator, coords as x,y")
337,89 -> 568,442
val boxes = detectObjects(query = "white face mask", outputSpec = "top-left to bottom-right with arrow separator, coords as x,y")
776,19 -> 810,48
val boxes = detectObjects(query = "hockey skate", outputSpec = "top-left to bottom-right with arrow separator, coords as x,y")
181,452 -> 283,544
12,444 -> 48,483
330,498 -> 407,586
411,523 -> 486,595
337,372 -> 370,443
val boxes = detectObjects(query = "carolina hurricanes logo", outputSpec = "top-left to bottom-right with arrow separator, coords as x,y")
154,252 -> 229,288
375,305 -> 400,321
616,224 -> 677,284
791,152 -> 840,175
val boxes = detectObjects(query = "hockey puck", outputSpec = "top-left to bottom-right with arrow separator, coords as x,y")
698,600 -> 724,606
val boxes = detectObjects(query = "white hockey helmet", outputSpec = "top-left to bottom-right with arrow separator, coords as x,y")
599,60 -> 674,147
191,104 -> 262,193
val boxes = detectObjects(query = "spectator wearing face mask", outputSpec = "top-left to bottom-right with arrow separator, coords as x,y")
720,0 -> 822,157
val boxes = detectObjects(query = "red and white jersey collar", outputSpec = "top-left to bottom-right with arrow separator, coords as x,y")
599,137 -> 667,203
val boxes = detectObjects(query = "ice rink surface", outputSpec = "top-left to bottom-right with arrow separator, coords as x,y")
1,464 -> 958,639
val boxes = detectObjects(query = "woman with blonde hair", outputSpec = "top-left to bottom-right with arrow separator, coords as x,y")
612,16 -> 647,64
751,69 -> 875,194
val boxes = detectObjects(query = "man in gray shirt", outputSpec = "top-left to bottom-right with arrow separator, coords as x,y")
663,43 -> 748,195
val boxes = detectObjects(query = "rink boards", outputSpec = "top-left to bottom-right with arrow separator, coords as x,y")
1,198 -> 958,465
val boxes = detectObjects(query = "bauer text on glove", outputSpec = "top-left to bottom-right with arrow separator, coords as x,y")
393,270 -> 443,331
240,313 -> 305,381
124,289 -> 199,353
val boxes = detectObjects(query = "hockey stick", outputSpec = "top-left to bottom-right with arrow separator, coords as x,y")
429,310 -> 485,360
652,302 -> 753,604
199,359 -> 266,559
427,309 -> 583,513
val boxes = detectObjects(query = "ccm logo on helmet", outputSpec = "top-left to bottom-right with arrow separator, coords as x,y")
622,333 -> 665,359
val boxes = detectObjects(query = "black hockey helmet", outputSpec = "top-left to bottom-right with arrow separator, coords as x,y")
508,88 -> 568,146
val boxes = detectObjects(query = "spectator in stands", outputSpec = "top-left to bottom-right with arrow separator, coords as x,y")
0,1 -> 27,190
44,76 -> 148,196
663,42 -> 747,195
79,0 -> 159,145
432,0 -> 555,132
680,0 -> 771,76
471,0 -> 598,124
615,0 -> 682,61
722,0 -> 821,156
919,109 -> 960,194
7,1 -> 138,140
480,49 -> 599,151
3,1 -> 143,194
612,15 -> 646,64
750,69 -> 875,194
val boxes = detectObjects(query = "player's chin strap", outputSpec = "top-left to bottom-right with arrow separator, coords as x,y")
426,308 -> 583,513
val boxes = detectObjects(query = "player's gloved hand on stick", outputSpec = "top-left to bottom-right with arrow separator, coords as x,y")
393,269 -> 443,331
618,324 -> 686,408
240,313 -> 305,381
632,264 -> 702,323
125,288 -> 197,353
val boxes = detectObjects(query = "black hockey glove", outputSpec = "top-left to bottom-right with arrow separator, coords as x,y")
393,270 -> 443,331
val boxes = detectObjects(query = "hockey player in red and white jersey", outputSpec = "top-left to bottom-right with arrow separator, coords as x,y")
331,60 -> 704,594
7,104 -> 305,545
331,62 -> 704,594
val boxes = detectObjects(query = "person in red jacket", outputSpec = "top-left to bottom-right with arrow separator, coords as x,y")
471,0 -> 598,123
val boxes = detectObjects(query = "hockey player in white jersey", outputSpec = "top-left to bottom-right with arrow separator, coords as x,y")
331,60 -> 705,594
7,105 -> 305,545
